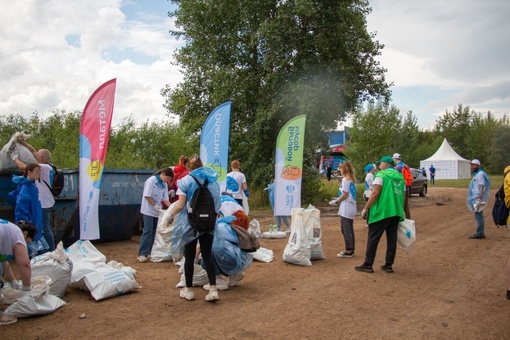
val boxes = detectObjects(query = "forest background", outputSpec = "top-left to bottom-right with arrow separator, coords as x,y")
2,1 -> 510,207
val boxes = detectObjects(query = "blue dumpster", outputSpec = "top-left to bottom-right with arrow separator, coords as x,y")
0,168 -> 153,246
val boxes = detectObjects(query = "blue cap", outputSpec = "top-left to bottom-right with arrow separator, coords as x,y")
364,164 -> 374,172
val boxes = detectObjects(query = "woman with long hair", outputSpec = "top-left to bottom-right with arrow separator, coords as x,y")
332,161 -> 357,258
138,167 -> 174,262
168,154 -> 222,302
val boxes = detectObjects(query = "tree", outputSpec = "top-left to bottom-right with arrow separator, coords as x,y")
347,102 -> 401,173
163,0 -> 391,198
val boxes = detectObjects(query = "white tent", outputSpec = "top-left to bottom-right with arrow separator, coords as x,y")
419,138 -> 471,180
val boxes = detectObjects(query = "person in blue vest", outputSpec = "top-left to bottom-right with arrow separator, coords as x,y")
466,159 -> 491,239
429,164 -> 436,185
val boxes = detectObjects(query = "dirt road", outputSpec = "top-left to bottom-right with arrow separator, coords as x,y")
2,187 -> 510,339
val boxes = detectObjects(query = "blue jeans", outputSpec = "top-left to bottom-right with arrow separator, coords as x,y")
138,214 -> 158,256
275,216 -> 290,230
42,208 -> 55,252
474,211 -> 485,236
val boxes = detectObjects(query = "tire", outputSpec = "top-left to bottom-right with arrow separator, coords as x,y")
419,184 -> 427,197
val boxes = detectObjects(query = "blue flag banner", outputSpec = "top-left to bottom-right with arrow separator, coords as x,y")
200,101 -> 232,188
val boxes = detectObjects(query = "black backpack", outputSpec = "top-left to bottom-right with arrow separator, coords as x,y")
187,175 -> 217,232
42,162 -> 65,197
492,184 -> 509,226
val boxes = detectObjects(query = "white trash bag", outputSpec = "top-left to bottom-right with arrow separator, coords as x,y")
0,132 -> 37,170
248,219 -> 263,238
283,208 -> 312,266
151,203 -> 177,262
397,219 -> 416,254
253,247 -> 274,263
30,242 -> 73,297
4,275 -> 66,318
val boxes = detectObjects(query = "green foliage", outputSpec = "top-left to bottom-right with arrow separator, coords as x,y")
164,0 -> 391,191
0,111 -> 196,170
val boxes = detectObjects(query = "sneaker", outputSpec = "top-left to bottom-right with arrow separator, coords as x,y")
228,272 -> 245,287
205,289 -> 219,302
468,234 -> 486,239
355,264 -> 374,273
285,227 -> 291,234
179,288 -> 195,301
381,264 -> 394,273
203,278 -> 229,291
337,251 -> 354,258
137,255 -> 149,263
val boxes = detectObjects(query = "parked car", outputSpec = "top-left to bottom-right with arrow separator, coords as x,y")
410,168 -> 427,197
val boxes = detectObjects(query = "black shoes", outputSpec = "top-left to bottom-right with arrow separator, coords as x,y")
381,264 -> 394,273
355,264 -> 374,273
468,234 -> 486,239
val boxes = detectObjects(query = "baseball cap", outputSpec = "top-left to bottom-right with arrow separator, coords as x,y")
392,153 -> 401,160
364,164 -> 375,172
376,156 -> 395,166
470,159 -> 481,166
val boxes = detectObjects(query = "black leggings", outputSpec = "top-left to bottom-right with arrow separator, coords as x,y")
184,233 -> 216,288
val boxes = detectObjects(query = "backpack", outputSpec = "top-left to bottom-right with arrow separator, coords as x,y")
187,175 -> 217,232
402,165 -> 413,187
230,224 -> 260,252
492,184 -> 509,226
42,162 -> 65,197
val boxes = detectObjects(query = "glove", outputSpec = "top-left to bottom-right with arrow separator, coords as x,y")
329,199 -> 337,206
9,280 -> 21,290
166,214 -> 174,224
168,189 -> 176,198
474,200 -> 481,212
21,285 -> 31,291
243,190 -> 249,198
8,148 -> 19,161
154,205 -> 163,213
361,209 -> 368,220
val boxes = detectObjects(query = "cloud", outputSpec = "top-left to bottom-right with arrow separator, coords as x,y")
0,0 -> 182,126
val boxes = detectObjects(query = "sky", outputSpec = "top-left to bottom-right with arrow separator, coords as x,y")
0,0 -> 509,130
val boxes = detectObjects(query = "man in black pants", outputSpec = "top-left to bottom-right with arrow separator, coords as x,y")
356,156 -> 405,273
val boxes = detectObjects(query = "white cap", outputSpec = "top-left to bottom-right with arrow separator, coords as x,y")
470,159 -> 481,166
392,153 -> 401,160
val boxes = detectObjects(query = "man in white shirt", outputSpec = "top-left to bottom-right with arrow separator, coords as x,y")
224,160 -> 248,206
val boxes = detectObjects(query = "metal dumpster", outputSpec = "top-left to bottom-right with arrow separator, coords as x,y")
0,168 -> 153,246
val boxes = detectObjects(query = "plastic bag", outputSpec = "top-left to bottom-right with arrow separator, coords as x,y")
397,219 -> 416,254
31,242 -> 73,297
253,247 -> 274,263
248,219 -> 263,238
0,132 -> 37,170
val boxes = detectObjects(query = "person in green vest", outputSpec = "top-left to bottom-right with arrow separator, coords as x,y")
355,156 -> 405,274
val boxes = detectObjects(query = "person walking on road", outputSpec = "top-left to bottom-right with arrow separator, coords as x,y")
466,159 -> 490,239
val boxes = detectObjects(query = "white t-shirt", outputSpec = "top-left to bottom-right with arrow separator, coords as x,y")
0,219 -> 27,263
224,171 -> 247,200
37,163 -> 55,209
140,175 -> 169,218
337,177 -> 357,219
364,173 -> 374,190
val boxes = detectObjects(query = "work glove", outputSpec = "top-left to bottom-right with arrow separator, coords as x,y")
168,189 -> 176,198
329,199 -> 337,206
361,209 -> 368,220
474,199 -> 481,212
9,280 -> 21,290
154,205 -> 163,213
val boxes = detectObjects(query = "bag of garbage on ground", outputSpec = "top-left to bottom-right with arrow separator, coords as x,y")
212,217 -> 249,276
0,132 -> 37,170
262,225 -> 286,239
4,275 -> 66,318
151,203 -> 177,262
283,208 -> 313,266
175,261 -> 210,288
248,219 -> 263,238
397,219 -> 416,254
30,241 -> 73,297
253,247 -> 274,263
305,205 -> 325,260
65,240 -> 140,300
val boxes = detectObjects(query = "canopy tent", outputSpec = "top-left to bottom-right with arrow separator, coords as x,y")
419,138 -> 471,180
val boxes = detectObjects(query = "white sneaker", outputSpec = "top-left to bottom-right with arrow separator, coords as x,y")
285,227 -> 291,234
179,288 -> 195,301
203,278 -> 229,291
137,255 -> 149,263
205,289 -> 219,302
228,272 -> 245,287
